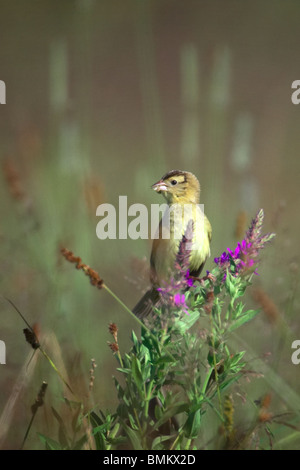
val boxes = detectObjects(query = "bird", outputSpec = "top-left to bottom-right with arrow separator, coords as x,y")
133,169 -> 212,318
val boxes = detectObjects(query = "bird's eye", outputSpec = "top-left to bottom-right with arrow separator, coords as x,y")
171,180 -> 177,186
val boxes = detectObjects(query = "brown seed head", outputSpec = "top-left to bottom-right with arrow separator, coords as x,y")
61,248 -> 104,289
108,322 -> 118,342
108,342 -> 119,354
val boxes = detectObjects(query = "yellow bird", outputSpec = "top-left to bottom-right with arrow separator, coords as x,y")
133,170 -> 212,318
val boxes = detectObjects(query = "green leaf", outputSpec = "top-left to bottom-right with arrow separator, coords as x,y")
228,309 -> 260,332
92,424 -> 108,434
219,373 -> 243,391
131,356 -> 144,391
38,433 -> 63,450
156,354 -> 177,365
116,367 -> 131,375
90,411 -> 103,427
183,409 -> 201,439
93,430 -> 106,450
131,330 -> 139,349
122,423 -> 143,450
236,283 -> 248,298
151,435 -> 172,450
153,402 -> 188,431
176,309 -> 200,333
225,272 -> 237,297
108,436 -> 127,447
128,412 -> 139,430
229,351 -> 245,367
233,301 -> 245,319
89,412 -> 109,449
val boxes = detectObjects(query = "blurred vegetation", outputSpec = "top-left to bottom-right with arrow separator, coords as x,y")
0,0 -> 300,449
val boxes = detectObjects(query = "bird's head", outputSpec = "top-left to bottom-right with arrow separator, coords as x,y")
151,170 -> 200,204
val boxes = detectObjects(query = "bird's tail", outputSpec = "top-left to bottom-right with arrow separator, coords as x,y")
132,287 -> 161,319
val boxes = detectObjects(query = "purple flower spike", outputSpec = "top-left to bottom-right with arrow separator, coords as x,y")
156,222 -> 195,315
173,293 -> 189,316
185,270 -> 195,288
214,209 -> 275,281
174,293 -> 185,305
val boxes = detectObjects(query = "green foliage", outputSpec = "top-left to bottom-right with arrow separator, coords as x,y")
38,399 -> 89,450
37,211 -> 299,450
84,263 -> 268,450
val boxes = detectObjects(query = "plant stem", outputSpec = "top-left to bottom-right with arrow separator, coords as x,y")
170,431 -> 182,450
209,311 -> 223,419
144,379 -> 154,418
104,285 -> 146,329
39,348 -> 75,396
184,438 -> 192,450
103,284 -> 176,363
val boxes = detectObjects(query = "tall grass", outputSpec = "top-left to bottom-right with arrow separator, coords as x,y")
1,0 -> 300,450
13,208 -> 300,450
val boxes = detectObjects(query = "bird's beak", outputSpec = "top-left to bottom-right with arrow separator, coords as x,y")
151,179 -> 168,193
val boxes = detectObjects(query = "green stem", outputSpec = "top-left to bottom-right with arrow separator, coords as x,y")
144,379 -> 154,418
205,397 -> 225,422
40,348 -> 75,396
106,423 -> 120,450
209,312 -> 223,419
116,349 -> 124,368
103,285 -> 176,363
133,407 -> 143,437
184,438 -> 192,450
104,285 -> 146,330
170,431 -> 183,450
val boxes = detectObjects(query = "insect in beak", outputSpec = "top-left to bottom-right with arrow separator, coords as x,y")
151,180 -> 168,193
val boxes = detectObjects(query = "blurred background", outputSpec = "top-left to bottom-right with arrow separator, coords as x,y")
0,0 -> 300,449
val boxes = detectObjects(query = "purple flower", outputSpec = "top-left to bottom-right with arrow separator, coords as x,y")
214,239 -> 257,277
157,276 -> 191,315
185,270 -> 195,288
174,293 -> 189,316
156,223 -> 194,315
214,252 -> 230,265
214,209 -> 275,281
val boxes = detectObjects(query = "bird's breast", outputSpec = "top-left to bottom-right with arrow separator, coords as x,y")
150,204 -> 211,285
